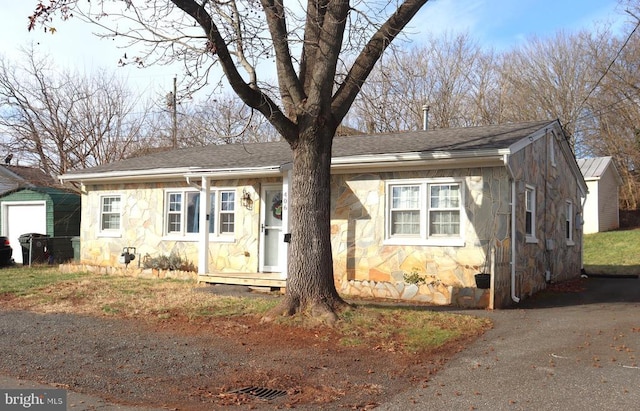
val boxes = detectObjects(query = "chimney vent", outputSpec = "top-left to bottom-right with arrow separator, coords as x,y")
422,104 -> 430,130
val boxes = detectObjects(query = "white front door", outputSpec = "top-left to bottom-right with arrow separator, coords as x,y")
259,185 -> 283,272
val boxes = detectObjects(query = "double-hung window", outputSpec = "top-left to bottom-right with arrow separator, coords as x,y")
565,200 -> 574,244
100,195 -> 121,234
387,179 -> 464,245
429,184 -> 461,236
390,185 -> 421,236
165,189 -> 235,237
525,185 -> 537,242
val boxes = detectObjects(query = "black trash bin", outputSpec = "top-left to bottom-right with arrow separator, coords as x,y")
18,233 -> 50,265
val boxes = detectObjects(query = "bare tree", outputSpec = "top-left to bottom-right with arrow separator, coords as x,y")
349,32 -> 494,132
0,46 -> 152,176
498,31 -> 599,145
177,96 -> 280,146
31,0 -> 431,320
581,19 -> 640,209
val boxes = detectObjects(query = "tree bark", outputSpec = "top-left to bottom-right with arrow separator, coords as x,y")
266,124 -> 348,323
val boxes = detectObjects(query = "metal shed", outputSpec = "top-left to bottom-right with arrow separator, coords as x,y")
577,157 -> 623,234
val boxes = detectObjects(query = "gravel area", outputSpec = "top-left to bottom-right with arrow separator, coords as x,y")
0,305 -> 457,410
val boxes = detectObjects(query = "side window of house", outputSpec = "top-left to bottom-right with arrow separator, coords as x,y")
387,180 -> 462,243
525,185 -> 536,241
166,190 -> 235,237
100,195 -> 122,232
565,200 -> 573,243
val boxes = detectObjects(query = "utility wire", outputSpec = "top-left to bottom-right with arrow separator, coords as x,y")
569,17 -> 640,126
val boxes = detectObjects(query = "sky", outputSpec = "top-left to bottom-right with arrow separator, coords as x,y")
0,0 -> 629,103
414,0 -> 625,50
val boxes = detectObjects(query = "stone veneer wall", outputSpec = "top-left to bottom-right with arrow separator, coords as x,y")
80,178 -> 278,273
330,167 -> 511,308
508,133 -> 584,301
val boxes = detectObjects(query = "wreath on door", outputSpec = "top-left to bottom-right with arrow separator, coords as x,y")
271,193 -> 283,220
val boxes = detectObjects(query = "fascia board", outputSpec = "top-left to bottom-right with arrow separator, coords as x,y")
59,166 -> 283,184
506,121 -> 589,196
507,124 -> 552,154
330,150 -> 508,173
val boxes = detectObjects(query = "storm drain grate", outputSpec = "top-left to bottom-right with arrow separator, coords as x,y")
230,386 -> 287,401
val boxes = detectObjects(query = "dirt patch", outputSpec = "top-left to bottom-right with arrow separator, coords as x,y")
0,298 -> 483,410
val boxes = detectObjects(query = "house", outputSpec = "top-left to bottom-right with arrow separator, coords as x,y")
58,119 -> 587,308
577,157 -> 622,234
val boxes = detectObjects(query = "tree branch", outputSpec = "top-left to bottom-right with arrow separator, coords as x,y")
170,0 -> 297,140
332,0 -> 429,123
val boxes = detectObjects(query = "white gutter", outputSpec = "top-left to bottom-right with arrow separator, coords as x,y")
504,154 -> 520,303
59,165 -> 283,184
331,148 -> 510,166
331,150 -> 508,174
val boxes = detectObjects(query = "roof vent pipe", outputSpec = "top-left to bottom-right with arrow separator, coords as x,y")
422,104 -> 430,130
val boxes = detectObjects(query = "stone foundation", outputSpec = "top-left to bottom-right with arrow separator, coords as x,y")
59,263 -> 197,282
339,279 -> 490,308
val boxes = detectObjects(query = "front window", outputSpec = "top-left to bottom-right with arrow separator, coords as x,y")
429,184 -> 461,236
100,195 -> 121,231
165,189 -> 235,236
525,186 -> 536,241
390,185 -> 421,235
387,180 -> 463,244
219,191 -> 235,234
167,193 -> 182,233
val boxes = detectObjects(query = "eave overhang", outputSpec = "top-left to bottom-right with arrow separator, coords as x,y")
58,166 -> 285,185
59,149 -> 514,185
330,149 -> 510,173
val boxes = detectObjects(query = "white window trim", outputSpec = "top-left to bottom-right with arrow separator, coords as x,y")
525,185 -> 537,243
566,200 -> 575,246
549,134 -> 557,167
162,188 -> 236,242
384,178 -> 465,247
98,194 -> 122,238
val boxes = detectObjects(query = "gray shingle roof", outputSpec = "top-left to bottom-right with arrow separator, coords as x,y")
0,165 -> 58,194
64,120 -> 556,176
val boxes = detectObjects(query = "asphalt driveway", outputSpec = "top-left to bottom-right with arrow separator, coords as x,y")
379,276 -> 640,411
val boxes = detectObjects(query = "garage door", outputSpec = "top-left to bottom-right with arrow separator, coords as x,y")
3,202 -> 47,264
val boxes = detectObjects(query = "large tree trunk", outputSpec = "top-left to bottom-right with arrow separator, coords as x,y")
266,125 -> 348,322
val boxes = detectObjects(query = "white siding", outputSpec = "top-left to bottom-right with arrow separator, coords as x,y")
597,167 -> 620,232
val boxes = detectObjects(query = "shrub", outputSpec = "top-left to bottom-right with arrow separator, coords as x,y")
143,252 -> 197,272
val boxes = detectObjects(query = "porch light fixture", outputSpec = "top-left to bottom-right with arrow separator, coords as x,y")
241,188 -> 253,210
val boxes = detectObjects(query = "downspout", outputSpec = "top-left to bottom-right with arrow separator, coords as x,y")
579,194 -> 588,274
504,154 -> 521,303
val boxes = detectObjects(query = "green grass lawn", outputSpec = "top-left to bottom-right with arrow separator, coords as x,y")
583,229 -> 640,276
